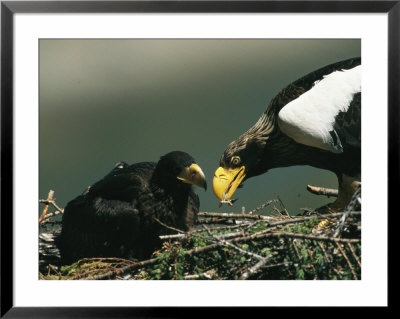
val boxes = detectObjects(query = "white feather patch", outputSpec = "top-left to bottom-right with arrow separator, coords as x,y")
278,65 -> 361,153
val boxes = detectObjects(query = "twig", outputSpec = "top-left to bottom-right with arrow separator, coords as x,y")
183,243 -> 220,257
160,220 -> 256,241
202,219 -> 271,242
198,212 -> 272,220
199,220 -> 256,233
334,184 -> 361,238
267,231 -> 360,244
74,257 -> 136,265
39,199 -> 64,215
183,270 -> 216,280
212,230 -> 247,241
201,225 -> 266,261
299,207 -> 314,214
239,255 -> 274,280
79,257 -> 159,280
40,210 -> 63,224
196,217 -> 240,225
335,242 -> 358,280
159,233 -> 192,240
317,241 -> 333,278
266,211 -> 360,228
306,248 -> 318,279
201,224 -> 274,280
317,241 -> 331,264
332,268 -> 343,280
39,190 -> 55,223
347,243 -> 361,268
291,239 -> 308,274
153,217 -> 185,234
307,185 -> 338,197
277,196 -> 291,218
247,199 -> 279,214
263,261 -> 294,269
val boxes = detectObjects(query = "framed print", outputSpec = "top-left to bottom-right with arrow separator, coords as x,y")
1,0 -> 397,316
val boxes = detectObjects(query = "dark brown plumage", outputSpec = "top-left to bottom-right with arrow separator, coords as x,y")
57,151 -> 206,265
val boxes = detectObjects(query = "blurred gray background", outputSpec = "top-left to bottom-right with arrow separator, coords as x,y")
39,39 -> 361,216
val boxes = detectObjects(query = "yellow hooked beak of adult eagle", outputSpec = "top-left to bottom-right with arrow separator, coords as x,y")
177,163 -> 207,190
212,166 -> 246,204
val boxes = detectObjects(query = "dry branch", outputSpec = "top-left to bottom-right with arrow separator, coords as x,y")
160,221 -> 256,241
347,243 -> 362,268
267,211 -> 359,227
307,185 -> 338,197
39,200 -> 64,214
183,270 -> 216,280
39,190 -> 55,222
153,217 -> 185,233
291,239 -> 308,274
202,225 -> 266,261
198,212 -> 272,220
39,197 -> 64,226
247,199 -> 279,214
240,256 -> 274,280
334,184 -> 361,238
263,231 -> 360,244
40,210 -> 63,224
335,242 -> 358,280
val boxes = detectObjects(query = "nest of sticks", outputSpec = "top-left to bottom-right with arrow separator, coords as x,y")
39,185 -> 361,280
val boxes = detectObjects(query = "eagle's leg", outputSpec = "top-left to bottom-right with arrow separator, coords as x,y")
316,174 -> 360,213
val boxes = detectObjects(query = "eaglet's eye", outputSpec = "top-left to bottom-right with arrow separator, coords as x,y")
230,156 -> 241,165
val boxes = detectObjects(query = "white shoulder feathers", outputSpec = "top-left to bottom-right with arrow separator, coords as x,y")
278,65 -> 361,153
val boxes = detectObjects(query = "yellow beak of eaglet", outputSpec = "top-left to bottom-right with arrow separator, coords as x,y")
212,156 -> 246,206
177,163 -> 207,190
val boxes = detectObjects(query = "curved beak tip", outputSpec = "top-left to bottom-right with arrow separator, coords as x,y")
212,166 -> 246,202
179,163 -> 207,190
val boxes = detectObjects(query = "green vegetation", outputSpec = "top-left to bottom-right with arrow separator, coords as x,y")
40,210 -> 361,280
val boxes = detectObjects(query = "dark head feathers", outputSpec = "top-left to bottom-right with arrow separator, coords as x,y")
157,151 -> 196,172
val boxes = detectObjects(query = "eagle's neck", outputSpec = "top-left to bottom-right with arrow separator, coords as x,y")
255,131 -> 342,177
243,83 -> 307,145
235,110 -> 337,178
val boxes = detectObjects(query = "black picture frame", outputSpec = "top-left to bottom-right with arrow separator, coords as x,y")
1,0 -> 396,317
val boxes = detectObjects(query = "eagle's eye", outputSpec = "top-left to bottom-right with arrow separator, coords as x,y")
231,156 -> 241,166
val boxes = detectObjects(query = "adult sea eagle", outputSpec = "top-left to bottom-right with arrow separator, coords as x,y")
212,57 -> 361,212
57,151 -> 206,265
